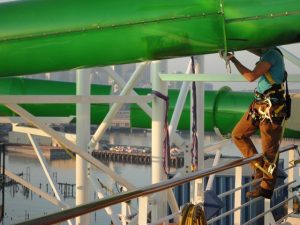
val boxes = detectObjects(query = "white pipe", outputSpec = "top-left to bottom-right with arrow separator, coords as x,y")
264,199 -> 276,224
104,63 -> 181,218
138,196 -> 148,225
190,56 -> 205,204
151,60 -> 168,221
28,134 -> 65,202
0,95 -> 152,104
4,103 -> 135,190
101,65 -> 187,148
3,168 -> 67,208
288,149 -> 295,214
89,174 -> 121,225
205,150 -> 221,191
234,166 -> 242,225
0,116 -> 74,124
168,61 -> 191,144
88,62 -> 149,151
28,134 -> 73,225
76,69 -> 91,225
279,47 -> 300,67
194,56 -> 205,171
204,139 -> 232,153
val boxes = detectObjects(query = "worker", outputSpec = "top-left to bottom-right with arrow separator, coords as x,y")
226,47 -> 287,199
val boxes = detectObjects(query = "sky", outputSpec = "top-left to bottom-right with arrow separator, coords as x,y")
168,43 -> 300,91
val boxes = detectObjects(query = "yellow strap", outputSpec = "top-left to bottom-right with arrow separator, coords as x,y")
274,104 -> 285,114
254,162 -> 273,178
293,159 -> 300,165
265,71 -> 276,85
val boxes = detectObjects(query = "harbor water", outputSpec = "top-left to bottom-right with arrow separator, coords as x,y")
1,129 -> 299,224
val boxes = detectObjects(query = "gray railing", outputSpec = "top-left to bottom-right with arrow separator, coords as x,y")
15,144 -> 298,225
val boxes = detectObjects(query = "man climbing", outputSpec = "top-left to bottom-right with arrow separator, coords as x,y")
226,47 -> 288,199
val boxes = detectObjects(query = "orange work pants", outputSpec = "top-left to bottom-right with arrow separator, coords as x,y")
232,101 -> 283,190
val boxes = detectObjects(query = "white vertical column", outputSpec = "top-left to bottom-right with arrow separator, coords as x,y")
88,63 -> 148,151
264,199 -> 276,224
76,69 -> 91,225
138,196 -> 148,225
234,166 -> 242,225
191,55 -> 205,203
206,150 -> 221,191
151,60 -> 168,222
288,149 -> 295,214
195,56 -> 205,168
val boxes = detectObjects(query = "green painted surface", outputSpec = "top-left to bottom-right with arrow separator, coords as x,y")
0,78 -> 111,124
130,87 -> 300,138
0,0 -> 299,76
0,1 -> 299,138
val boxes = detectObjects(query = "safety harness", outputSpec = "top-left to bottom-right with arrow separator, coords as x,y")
249,74 -> 285,178
249,52 -> 291,177
248,72 -> 287,125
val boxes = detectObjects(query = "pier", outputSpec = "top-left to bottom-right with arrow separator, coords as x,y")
92,150 -> 184,168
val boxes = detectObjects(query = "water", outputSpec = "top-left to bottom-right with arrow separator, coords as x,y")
1,130 -> 299,224
2,130 -> 156,225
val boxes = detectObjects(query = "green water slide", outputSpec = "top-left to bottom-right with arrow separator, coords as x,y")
2,78 -> 299,138
0,1 -> 299,137
0,0 -> 300,77
131,87 -> 300,139
0,78 -> 111,124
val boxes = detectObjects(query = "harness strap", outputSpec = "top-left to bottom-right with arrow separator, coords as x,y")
254,162 -> 273,178
265,71 -> 276,85
253,150 -> 279,178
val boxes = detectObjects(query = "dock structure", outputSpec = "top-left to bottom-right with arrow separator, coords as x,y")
92,150 -> 184,168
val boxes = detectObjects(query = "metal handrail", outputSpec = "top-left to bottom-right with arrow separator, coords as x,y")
15,144 -> 299,225
244,196 -> 295,225
15,154 -> 262,225
279,144 -> 299,154
208,181 -> 296,224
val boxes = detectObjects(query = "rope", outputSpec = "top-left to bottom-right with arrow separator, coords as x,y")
179,203 -> 207,225
97,178 -> 115,195
190,56 -> 198,172
152,90 -> 170,174
218,50 -> 233,73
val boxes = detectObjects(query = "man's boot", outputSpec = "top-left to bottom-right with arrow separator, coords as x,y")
251,168 -> 263,180
246,187 -> 273,199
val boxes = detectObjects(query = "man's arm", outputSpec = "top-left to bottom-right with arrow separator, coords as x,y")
229,55 -> 271,82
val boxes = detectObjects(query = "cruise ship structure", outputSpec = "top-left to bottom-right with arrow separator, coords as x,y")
0,0 -> 300,224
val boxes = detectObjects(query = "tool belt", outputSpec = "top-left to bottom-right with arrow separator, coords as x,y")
248,85 -> 287,124
254,84 -> 285,103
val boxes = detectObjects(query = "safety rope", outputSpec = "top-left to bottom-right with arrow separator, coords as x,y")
179,203 -> 207,225
219,50 -> 233,73
190,56 -> 198,172
152,90 -> 170,174
97,178 -> 115,195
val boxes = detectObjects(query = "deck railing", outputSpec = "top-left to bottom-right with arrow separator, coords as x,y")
15,144 -> 299,225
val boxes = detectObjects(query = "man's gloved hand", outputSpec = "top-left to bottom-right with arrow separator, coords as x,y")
219,50 -> 235,73
219,50 -> 235,61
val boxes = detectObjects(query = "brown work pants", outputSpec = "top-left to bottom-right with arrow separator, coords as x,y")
232,101 -> 283,190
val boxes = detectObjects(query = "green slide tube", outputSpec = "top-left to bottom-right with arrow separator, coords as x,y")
130,87 -> 300,139
0,0 -> 300,77
0,78 -> 111,124
1,78 -> 299,138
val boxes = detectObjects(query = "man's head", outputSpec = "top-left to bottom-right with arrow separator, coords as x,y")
248,47 -> 271,56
